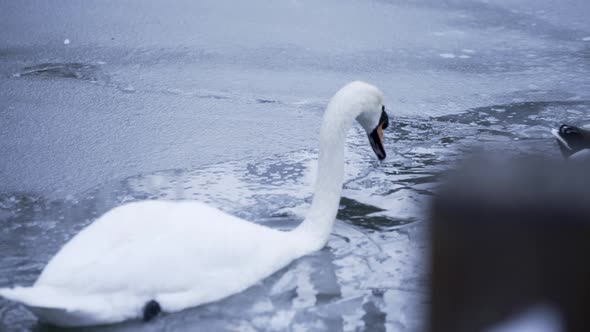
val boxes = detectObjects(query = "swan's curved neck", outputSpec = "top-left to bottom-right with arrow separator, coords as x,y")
292,100 -> 361,250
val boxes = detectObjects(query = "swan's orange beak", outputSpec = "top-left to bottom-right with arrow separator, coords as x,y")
369,123 -> 386,160
368,108 -> 389,160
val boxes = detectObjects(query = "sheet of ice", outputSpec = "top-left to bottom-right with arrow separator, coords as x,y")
2,0 -> 590,197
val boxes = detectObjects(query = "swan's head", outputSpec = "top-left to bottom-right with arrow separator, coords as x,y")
363,104 -> 389,160
348,82 -> 389,160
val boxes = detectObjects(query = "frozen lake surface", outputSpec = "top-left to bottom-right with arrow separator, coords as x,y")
1,0 -> 589,331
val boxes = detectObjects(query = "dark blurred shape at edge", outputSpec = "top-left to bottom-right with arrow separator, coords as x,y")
429,154 -> 590,332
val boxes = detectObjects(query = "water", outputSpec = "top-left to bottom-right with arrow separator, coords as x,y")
1,0 -> 590,331
1,99 -> 587,331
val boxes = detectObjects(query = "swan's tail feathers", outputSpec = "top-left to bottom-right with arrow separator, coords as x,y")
142,299 -> 161,321
0,286 -> 138,327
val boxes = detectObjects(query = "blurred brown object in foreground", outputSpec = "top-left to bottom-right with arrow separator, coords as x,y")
429,156 -> 590,332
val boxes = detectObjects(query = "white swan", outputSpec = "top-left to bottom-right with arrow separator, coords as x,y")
0,81 -> 389,327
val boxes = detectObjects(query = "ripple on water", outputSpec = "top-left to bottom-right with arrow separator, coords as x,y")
2,100 -> 589,331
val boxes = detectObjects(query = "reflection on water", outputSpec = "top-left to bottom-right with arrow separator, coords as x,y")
0,101 -> 588,331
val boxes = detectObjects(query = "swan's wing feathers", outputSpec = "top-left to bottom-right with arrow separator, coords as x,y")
34,200 -> 293,311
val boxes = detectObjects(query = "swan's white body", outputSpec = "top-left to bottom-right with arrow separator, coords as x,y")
2,202 -> 306,326
0,81 -> 386,327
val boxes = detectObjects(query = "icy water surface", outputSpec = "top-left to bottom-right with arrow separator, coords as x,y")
2,0 -> 590,331
3,0 -> 590,196
1,99 -> 587,331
